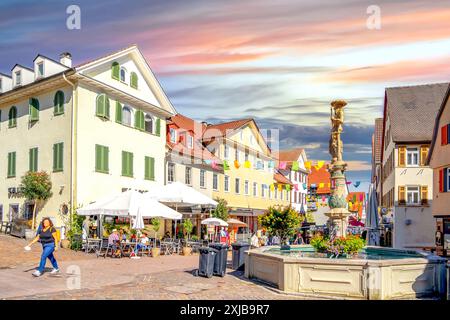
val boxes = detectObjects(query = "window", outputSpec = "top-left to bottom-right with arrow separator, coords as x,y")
15,71 -> 21,85
111,62 -> 120,80
168,163 -> 175,183
235,178 -> 240,194
224,175 -> 229,192
121,151 -> 134,177
170,128 -> 177,143
29,147 -> 38,172
120,67 -> 127,83
406,186 -> 420,205
29,98 -> 39,121
253,182 -> 257,197
8,106 -> 17,128
244,180 -> 249,195
245,150 -> 249,162
7,152 -> 16,178
96,94 -> 110,119
144,114 -> 153,133
275,188 -> 278,199
213,173 -> 218,190
188,136 -> 194,149
224,144 -> 229,159
439,167 -> 450,192
134,110 -> 145,130
200,169 -> 206,188
95,145 -> 109,173
144,156 -> 155,181
53,143 -> 64,172
185,167 -> 192,185
54,91 -> 64,115
235,148 -> 239,161
37,62 -> 44,77
261,184 -> 266,198
406,148 -> 419,166
441,124 -> 449,146
130,72 -> 138,89
0,205 -> 3,222
122,106 -> 132,126
281,190 -> 283,200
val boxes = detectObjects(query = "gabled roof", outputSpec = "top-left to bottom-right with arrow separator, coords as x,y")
33,54 -> 70,68
274,172 -> 293,185
169,113 -> 206,134
203,119 -> 253,139
308,165 -> 331,194
426,84 -> 450,165
385,83 -> 449,142
373,118 -> 383,163
278,148 -> 304,161
11,64 -> 34,72
0,72 -> 12,78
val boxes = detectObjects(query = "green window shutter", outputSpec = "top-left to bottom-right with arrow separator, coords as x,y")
122,151 -> 133,177
7,152 -> 16,177
135,110 -> 144,130
54,91 -> 64,115
95,145 -> 109,173
130,72 -> 138,89
53,143 -> 63,172
105,96 -> 110,119
29,98 -> 39,121
129,152 -> 134,177
29,148 -> 38,172
96,95 -> 110,119
115,101 -> 122,123
8,107 -> 17,128
155,118 -> 161,136
111,62 -> 120,80
144,156 -> 155,180
122,151 -> 126,176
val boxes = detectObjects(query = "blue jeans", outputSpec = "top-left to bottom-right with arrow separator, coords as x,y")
135,243 -> 148,253
38,243 -> 59,273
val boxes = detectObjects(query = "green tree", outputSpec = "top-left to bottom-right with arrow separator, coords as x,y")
20,171 -> 53,230
258,206 -> 302,245
212,198 -> 229,221
183,219 -> 193,240
151,218 -> 160,238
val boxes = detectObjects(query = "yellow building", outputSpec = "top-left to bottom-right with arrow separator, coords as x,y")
0,46 -> 176,235
202,119 -> 291,232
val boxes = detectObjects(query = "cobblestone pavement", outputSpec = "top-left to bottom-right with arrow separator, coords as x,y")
0,234 -> 322,300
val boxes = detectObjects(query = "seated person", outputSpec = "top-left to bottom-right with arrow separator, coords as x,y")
118,228 -> 127,242
135,232 -> 150,254
108,229 -> 121,257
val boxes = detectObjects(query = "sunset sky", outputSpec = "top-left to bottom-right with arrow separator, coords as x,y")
2,0 -> 450,193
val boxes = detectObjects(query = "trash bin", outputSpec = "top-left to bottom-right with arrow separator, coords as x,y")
209,243 -> 229,277
231,242 -> 250,271
194,247 -> 218,278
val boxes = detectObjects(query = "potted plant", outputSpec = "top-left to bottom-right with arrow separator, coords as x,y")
24,219 -> 35,240
182,219 -> 193,256
150,218 -> 161,257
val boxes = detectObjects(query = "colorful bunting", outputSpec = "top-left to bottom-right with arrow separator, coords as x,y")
234,160 -> 240,169
211,160 -> 218,170
294,184 -> 299,191
278,161 -> 287,170
315,161 -> 325,170
223,160 -> 230,170
346,181 -> 352,185
292,161 -> 299,171
302,183 -> 307,190
268,161 -> 275,168
244,160 -> 251,168
319,182 -> 324,188
286,185 -> 291,192
277,184 -> 282,191
353,181 -> 361,188
270,184 -> 275,191
204,160 -> 212,165
305,161 -> 311,170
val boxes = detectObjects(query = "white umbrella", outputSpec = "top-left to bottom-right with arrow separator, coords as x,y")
201,217 -> 228,227
146,182 -> 218,206
366,183 -> 380,246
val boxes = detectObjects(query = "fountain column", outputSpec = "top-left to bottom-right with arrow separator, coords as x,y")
325,100 -> 351,238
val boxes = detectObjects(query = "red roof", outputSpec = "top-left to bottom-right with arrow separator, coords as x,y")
202,119 -> 253,140
347,192 -> 366,218
308,165 -> 331,194
278,148 -> 304,161
274,172 -> 293,185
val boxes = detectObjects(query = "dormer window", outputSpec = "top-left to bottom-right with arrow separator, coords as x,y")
37,62 -> 44,78
15,71 -> 21,86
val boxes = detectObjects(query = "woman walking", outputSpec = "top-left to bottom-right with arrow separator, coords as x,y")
26,217 -> 60,277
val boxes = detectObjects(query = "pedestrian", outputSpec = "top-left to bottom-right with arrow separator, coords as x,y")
26,217 -> 60,277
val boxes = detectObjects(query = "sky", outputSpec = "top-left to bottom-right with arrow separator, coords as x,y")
2,0 -> 450,194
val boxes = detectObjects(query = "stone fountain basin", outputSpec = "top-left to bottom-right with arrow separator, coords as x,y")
244,245 -> 447,300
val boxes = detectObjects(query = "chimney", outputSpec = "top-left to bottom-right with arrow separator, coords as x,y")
60,52 -> 72,67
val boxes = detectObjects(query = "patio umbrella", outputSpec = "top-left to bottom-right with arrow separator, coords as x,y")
366,183 -> 380,246
226,218 -> 247,227
201,218 -> 228,242
146,182 -> 218,207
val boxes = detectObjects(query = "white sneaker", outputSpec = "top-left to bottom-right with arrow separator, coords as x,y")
32,270 -> 42,277
50,268 -> 60,274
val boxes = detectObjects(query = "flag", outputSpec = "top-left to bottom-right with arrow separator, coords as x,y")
268,161 -> 275,168
286,185 -> 291,191
319,183 -> 324,188
294,184 -> 299,191
353,181 -> 361,188
211,160 -> 218,170
315,160 -> 325,170
278,161 -> 287,170
256,161 -> 263,170
303,183 -> 307,190
327,183 -> 330,188
292,161 -> 299,171
204,160 -> 212,165
270,184 -> 275,191
244,160 -> 251,168
234,160 -> 240,169
223,160 -> 230,170
305,161 -> 311,170
359,193 -> 364,201
346,181 -> 352,185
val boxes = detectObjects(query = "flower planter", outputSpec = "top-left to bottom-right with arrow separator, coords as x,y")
182,247 -> 192,256
151,247 -> 160,258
